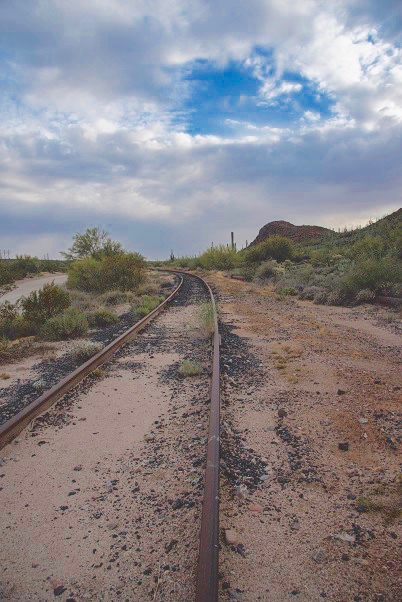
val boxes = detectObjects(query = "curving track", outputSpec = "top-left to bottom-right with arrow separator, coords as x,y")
0,272 -> 220,601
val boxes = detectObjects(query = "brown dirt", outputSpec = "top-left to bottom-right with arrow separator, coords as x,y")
207,273 -> 401,602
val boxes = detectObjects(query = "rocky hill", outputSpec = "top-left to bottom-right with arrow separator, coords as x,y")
250,220 -> 332,246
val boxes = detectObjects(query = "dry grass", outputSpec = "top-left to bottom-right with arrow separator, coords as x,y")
178,360 -> 203,377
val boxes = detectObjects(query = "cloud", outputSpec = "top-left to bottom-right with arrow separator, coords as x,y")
0,0 -> 401,258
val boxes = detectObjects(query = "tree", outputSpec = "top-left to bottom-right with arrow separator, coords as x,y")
61,227 -> 123,260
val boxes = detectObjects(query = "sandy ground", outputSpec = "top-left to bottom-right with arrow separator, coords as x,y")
0,276 -> 211,601
1,274 -> 68,304
206,273 -> 401,602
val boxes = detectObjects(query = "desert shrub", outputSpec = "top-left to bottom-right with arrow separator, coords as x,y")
41,308 -> 88,340
340,256 -> 402,295
136,282 -> 160,296
278,286 -> 298,297
254,260 -> 280,281
0,261 -> 13,285
13,255 -> 40,277
326,290 -> 347,306
134,295 -> 164,317
0,338 -> 37,365
298,286 -> 326,300
178,360 -> 203,377
99,290 -> 127,306
68,289 -> 98,311
0,315 -> 37,339
314,291 -> 328,305
21,282 -> 70,323
195,245 -> 239,271
355,289 -> 376,304
68,252 -> 145,293
347,235 -> 387,260
71,341 -> 103,362
86,307 -> 118,327
245,236 -> 293,264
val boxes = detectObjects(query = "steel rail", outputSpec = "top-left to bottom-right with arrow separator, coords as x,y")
194,273 -> 220,602
167,270 -> 220,602
0,274 -> 183,451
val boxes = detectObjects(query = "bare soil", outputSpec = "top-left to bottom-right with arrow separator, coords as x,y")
207,273 -> 401,602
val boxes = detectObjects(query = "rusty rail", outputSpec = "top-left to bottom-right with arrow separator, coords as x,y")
194,273 -> 220,602
0,274 -> 183,450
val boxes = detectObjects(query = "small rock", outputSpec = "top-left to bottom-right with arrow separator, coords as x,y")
260,474 -> 269,482
225,529 -> 240,546
0,458 -> 4,467
338,442 -> 349,452
278,408 -> 288,418
312,550 -> 327,563
54,586 -> 66,597
337,389 -> 346,395
172,498 -> 183,510
248,503 -> 263,513
106,522 -> 118,530
358,418 -> 368,425
341,554 -> 350,561
165,539 -> 178,553
290,520 -> 300,531
235,484 -> 248,501
374,379 -> 381,384
73,465 -> 82,471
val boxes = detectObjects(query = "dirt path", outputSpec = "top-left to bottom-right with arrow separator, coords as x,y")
208,273 -> 401,602
0,276 -> 211,601
1,274 -> 67,304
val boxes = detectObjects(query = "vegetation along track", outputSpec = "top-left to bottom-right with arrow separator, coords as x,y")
0,271 -> 220,601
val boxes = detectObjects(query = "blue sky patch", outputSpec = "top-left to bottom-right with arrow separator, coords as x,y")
175,54 -> 335,136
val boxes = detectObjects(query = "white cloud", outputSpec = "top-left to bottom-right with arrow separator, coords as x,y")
0,0 -> 401,257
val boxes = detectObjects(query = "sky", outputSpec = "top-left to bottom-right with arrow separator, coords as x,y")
0,0 -> 401,259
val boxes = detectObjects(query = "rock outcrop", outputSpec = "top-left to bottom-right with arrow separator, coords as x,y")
250,220 -> 331,245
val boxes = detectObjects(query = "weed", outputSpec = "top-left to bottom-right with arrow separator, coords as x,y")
41,308 -> 88,341
99,290 -> 128,306
91,367 -> 105,378
71,341 -> 103,362
133,295 -> 164,317
86,307 -> 118,327
178,360 -> 203,377
198,302 -> 215,339
0,372 -> 10,379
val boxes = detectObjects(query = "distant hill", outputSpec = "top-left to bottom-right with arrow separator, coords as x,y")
250,209 -> 402,248
250,220 -> 332,246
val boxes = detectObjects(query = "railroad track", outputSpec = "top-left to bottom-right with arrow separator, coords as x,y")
0,271 -> 220,602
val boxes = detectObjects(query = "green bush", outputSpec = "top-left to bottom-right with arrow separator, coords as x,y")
133,295 -> 164,317
21,282 -> 70,324
41,308 -> 88,340
197,245 -> 239,271
87,307 -> 118,327
67,253 -> 145,293
245,236 -> 293,264
254,260 -> 280,280
340,256 -> 402,295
